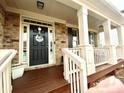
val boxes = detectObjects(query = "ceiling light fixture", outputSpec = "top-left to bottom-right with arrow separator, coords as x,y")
121,10 -> 124,13
37,0 -> 44,9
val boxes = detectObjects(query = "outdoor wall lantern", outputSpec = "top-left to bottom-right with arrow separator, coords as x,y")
37,0 -> 44,9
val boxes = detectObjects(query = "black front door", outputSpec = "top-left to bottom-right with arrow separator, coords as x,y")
30,25 -> 48,66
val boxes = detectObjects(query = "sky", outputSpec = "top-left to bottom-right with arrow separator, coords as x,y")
107,0 -> 124,12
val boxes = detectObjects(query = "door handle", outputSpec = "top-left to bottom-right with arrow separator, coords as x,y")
50,42 -> 53,52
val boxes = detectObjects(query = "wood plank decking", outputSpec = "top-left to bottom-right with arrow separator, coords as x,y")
12,65 -> 70,93
88,59 -> 124,86
12,60 -> 124,93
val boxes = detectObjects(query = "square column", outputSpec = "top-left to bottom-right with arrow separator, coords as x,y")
77,7 -> 89,45
103,20 -> 117,64
117,26 -> 124,45
117,26 -> 124,58
77,7 -> 96,75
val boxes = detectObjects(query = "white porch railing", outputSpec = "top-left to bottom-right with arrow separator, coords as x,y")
116,46 -> 123,59
94,47 -> 110,66
69,48 -> 81,56
0,49 -> 17,93
62,48 -> 87,93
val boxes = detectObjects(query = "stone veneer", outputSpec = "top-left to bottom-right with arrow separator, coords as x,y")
0,23 -> 3,48
55,22 -> 68,65
0,4 -> 5,48
3,11 -> 20,61
0,3 -> 69,64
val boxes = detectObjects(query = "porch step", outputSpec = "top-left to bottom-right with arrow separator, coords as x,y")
88,59 -> 124,87
48,83 -> 70,93
12,65 -> 71,93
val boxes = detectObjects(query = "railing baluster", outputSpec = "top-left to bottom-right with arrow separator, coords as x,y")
63,54 -> 69,82
72,62 -> 76,93
94,47 -> 110,66
69,58 -> 73,93
0,72 -> 3,93
6,63 -> 11,93
76,65 -> 80,93
3,68 -> 7,93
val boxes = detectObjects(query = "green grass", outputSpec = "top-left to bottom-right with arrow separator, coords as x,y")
12,59 -> 18,65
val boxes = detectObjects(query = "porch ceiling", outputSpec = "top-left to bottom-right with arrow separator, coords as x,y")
4,0 -> 104,30
5,0 -> 78,25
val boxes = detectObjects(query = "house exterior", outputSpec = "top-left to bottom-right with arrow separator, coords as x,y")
0,0 -> 124,93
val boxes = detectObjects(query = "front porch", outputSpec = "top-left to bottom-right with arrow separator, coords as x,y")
1,48 -> 124,93
0,0 -> 124,93
12,65 -> 70,93
12,60 -> 124,93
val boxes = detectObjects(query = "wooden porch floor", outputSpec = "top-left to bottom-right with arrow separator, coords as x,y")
12,65 -> 70,93
88,59 -> 124,86
12,60 -> 124,93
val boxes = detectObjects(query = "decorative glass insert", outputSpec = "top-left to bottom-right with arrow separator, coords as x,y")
22,26 -> 28,62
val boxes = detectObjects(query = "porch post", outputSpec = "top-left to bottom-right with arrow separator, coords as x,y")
77,6 -> 96,75
117,25 -> 124,58
103,20 -> 117,64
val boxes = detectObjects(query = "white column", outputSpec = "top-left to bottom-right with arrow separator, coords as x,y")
77,6 -> 89,45
103,20 -> 117,64
117,25 -> 124,58
117,26 -> 124,45
77,6 -> 96,75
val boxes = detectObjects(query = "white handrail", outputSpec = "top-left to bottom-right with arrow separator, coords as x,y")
63,48 -> 85,69
0,49 -> 17,93
62,48 -> 87,93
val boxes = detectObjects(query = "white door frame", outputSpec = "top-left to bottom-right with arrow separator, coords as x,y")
20,18 -> 56,69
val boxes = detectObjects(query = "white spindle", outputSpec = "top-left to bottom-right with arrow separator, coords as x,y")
3,68 -> 7,93
72,62 -> 76,93
63,54 -> 69,81
76,65 -> 80,93
6,63 -> 11,93
69,59 -> 73,93
0,73 -> 3,93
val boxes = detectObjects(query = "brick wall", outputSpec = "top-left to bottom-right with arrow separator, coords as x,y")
3,11 -> 20,61
55,22 -> 68,65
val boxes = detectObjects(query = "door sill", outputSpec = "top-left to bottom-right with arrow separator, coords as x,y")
25,64 -> 56,71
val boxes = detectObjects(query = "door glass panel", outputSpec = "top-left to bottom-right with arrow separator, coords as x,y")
23,26 -> 28,62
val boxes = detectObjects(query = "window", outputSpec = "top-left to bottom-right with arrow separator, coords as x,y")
98,32 -> 105,47
89,32 -> 97,47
